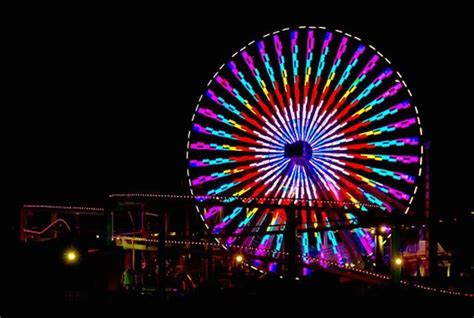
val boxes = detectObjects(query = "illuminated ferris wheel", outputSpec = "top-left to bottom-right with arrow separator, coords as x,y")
186,26 -> 423,273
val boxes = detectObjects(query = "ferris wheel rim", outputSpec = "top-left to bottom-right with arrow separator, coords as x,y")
185,25 -> 424,273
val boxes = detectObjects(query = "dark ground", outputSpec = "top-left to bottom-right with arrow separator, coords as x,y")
2,238 -> 472,315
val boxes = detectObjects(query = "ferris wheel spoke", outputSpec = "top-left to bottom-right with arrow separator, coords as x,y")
343,136 -> 420,151
269,39 -> 299,136
302,103 -> 323,141
322,44 -> 366,115
306,111 -> 342,146
190,141 -> 250,152
307,161 -> 343,201
313,117 -> 418,151
309,119 -> 347,150
226,207 -> 259,246
313,155 -> 411,204
193,124 -> 283,152
228,158 -> 291,197
356,99 -> 411,125
241,50 -> 278,109
234,159 -> 288,190
307,163 -> 362,205
308,32 -> 332,108
316,153 -> 416,185
190,155 -> 283,169
345,83 -> 405,123
315,159 -> 403,208
332,54 -> 380,110
302,30 -> 315,105
212,207 -> 244,234
352,227 -> 374,256
273,165 -> 297,199
228,60 -> 275,119
334,214 -> 367,262
281,106 -> 299,141
323,152 -> 419,165
241,210 -> 271,248
256,209 -> 285,257
287,165 -> 303,199
193,113 -> 285,148
329,87 -> 407,142
314,68 -> 396,141
313,160 -> 390,210
334,67 -> 394,121
198,103 -> 261,135
311,158 -> 379,208
193,106 -> 247,130
317,36 -> 349,111
352,117 -> 418,140
190,156 -> 250,168
261,117 -> 293,144
239,54 -> 297,144
205,89 -> 245,119
257,40 -> 287,111
215,75 -> 275,126
191,164 -> 257,187
314,153 -> 412,188
273,34 -> 293,107
290,31 -> 301,107
192,122 -> 282,149
306,107 -> 338,145
205,90 -> 281,140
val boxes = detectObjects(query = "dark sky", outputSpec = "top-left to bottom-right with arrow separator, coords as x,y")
7,5 -> 473,229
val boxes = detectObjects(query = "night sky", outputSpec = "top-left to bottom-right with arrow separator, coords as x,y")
7,5 -> 473,240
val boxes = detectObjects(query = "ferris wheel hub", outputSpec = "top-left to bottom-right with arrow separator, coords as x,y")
284,141 -> 313,164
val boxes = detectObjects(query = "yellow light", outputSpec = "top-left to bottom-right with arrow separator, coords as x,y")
64,249 -> 79,264
379,225 -> 388,233
395,257 -> 403,265
370,228 -> 375,234
235,254 -> 244,263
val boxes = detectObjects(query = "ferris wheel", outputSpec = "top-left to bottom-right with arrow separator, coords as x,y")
186,26 -> 423,273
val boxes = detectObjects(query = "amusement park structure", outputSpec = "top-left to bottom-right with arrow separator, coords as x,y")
18,26 -> 472,300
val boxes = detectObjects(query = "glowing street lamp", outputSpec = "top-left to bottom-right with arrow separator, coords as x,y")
394,257 -> 403,266
235,254 -> 244,263
64,248 -> 79,265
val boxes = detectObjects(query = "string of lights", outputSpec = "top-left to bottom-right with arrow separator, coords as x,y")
23,204 -> 105,212
109,193 -> 383,208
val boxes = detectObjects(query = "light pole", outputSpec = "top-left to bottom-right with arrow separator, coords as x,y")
391,223 -> 402,284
